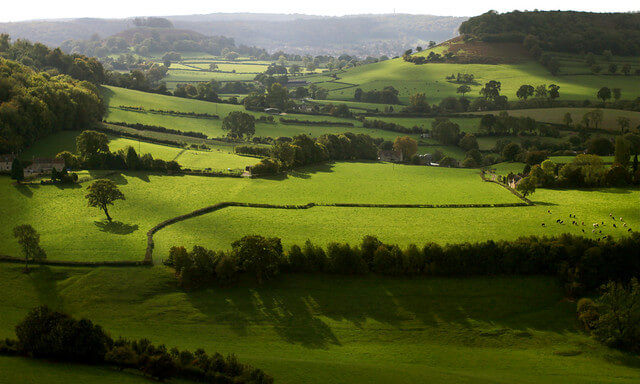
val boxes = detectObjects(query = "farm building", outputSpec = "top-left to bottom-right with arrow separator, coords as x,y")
286,80 -> 309,87
507,174 -> 523,189
415,153 -> 433,165
0,154 -> 16,172
24,158 -> 65,176
378,150 -> 403,163
264,108 -> 281,114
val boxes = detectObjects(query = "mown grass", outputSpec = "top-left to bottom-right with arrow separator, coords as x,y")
0,265 -> 638,384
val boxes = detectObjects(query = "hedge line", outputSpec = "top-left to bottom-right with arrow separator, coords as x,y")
107,121 -> 208,139
116,106 -> 219,119
279,118 -> 354,127
0,254 -> 150,267
97,125 -> 185,147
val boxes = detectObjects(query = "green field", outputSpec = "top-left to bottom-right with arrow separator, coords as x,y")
310,49 -> 640,104
103,86 -> 421,141
0,264 -> 638,384
2,161 -> 638,262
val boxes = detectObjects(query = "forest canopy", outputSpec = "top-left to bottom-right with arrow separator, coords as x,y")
0,58 -> 105,153
459,11 -> 640,55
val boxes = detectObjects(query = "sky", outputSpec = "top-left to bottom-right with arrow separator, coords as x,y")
0,0 -> 638,22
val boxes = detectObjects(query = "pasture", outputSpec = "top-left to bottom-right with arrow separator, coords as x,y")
312,51 -> 640,104
2,161 -> 638,263
103,86 -> 422,142
0,264 -> 638,384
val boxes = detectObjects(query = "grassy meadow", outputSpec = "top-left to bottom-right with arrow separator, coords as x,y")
310,49 -> 640,104
2,161 -> 638,262
0,264 -> 638,384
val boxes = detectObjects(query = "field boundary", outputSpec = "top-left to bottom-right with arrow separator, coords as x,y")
144,199 -> 533,264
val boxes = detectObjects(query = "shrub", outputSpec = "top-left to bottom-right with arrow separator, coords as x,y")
576,298 -> 599,330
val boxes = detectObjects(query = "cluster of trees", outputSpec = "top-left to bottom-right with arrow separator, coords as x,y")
0,34 -> 105,83
459,11 -> 640,56
402,49 -> 453,64
516,84 -> 560,102
0,58 -> 105,153
0,306 -> 272,383
520,151 -> 639,191
242,83 -> 293,111
479,113 -> 556,137
105,63 -> 169,94
166,233 -> 640,297
56,130 -> 181,173
221,112 -> 256,140
431,118 -> 461,145
446,73 -> 476,84
253,133 -> 381,175
234,145 -> 271,157
585,52 -> 638,76
577,278 -> 640,353
354,86 -> 400,104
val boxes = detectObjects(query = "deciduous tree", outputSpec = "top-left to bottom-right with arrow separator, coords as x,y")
85,179 -> 125,221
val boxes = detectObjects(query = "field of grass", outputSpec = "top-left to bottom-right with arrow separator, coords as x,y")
0,162 -> 521,262
3,160 -> 639,262
0,356 -> 167,384
103,86 -> 421,141
313,48 -> 640,104
0,264 -> 638,384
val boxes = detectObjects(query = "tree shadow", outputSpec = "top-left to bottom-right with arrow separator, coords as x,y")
531,201 -> 558,206
54,182 -> 82,190
94,220 -> 139,235
604,351 -> 640,369
285,163 -> 335,179
29,266 -> 67,311
100,86 -> 115,117
14,184 -> 34,198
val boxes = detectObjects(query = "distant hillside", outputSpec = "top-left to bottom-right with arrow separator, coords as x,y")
459,10 -> 640,56
0,13 -> 466,56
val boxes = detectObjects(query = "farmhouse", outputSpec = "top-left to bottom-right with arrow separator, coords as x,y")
0,154 -> 16,172
24,158 -> 65,176
507,174 -> 523,189
378,150 -> 403,163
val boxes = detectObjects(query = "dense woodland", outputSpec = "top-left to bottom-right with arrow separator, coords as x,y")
459,11 -> 640,55
0,55 -> 104,153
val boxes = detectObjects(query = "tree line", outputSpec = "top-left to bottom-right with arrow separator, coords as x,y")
165,233 -> 640,298
0,306 -> 272,383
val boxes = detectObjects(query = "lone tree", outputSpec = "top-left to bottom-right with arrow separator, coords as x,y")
85,179 -> 125,221
10,158 -> 24,183
221,111 -> 256,139
393,136 -> 418,160
516,176 -> 536,197
76,130 -> 109,159
13,224 -> 46,272
597,87 -> 611,103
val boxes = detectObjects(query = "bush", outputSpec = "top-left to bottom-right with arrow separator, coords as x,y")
576,298 -> 599,330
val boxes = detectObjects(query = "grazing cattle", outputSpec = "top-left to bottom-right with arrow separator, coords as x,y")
613,224 -> 617,228
582,229 -> 585,233
629,228 -> 633,232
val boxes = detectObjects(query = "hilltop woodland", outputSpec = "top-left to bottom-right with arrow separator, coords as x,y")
0,38 -> 105,152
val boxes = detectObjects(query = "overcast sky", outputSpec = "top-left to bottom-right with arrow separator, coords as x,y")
1,0 -> 638,22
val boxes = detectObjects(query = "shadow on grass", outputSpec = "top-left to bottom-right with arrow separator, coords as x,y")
14,184 -> 35,198
94,220 -> 139,235
29,266 -> 66,311
185,275 -> 577,349
604,351 -> 640,369
54,182 -> 81,190
530,201 -> 558,206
